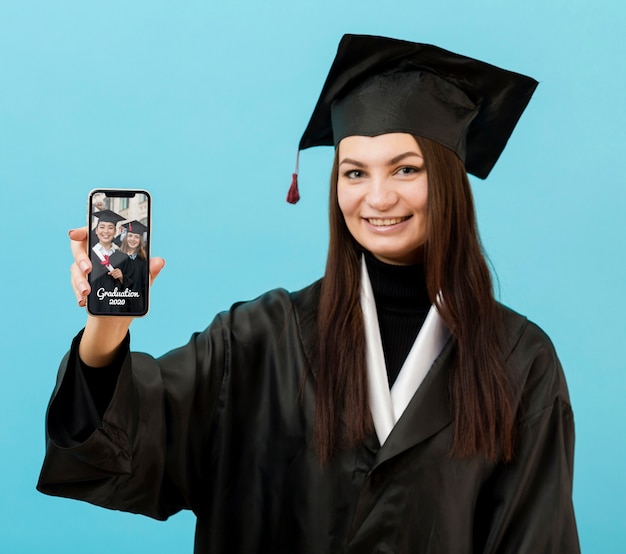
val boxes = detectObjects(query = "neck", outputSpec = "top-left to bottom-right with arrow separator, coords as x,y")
364,250 -> 431,385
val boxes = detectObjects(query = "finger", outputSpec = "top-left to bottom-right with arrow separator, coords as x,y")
149,257 -> 166,284
69,226 -> 92,275
68,227 -> 88,242
70,261 -> 90,306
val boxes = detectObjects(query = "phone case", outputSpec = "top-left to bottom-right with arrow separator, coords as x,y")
87,189 -> 151,317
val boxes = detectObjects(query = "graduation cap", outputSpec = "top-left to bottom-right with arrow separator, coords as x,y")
123,220 -> 148,235
113,219 -> 148,247
287,34 -> 538,203
91,209 -> 125,225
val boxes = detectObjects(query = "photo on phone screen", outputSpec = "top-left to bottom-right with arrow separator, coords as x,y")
87,189 -> 151,317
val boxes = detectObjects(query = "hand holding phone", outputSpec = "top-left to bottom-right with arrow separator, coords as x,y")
87,189 -> 151,317
68,225 -> 165,367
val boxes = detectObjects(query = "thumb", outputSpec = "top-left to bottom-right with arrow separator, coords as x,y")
149,257 -> 166,284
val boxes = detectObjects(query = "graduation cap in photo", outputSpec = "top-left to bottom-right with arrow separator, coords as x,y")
112,220 -> 148,247
123,220 -> 148,236
91,209 -> 126,225
287,34 -> 538,203
91,209 -> 125,246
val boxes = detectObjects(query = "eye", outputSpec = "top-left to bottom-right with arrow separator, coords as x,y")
396,166 -> 421,176
343,169 -> 364,179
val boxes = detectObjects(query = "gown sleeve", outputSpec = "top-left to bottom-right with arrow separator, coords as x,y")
477,321 -> 580,553
36,313 -> 227,521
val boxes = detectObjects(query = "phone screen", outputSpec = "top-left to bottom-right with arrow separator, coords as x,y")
87,189 -> 151,317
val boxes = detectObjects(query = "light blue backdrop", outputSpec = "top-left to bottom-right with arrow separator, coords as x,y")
1,1 -> 624,552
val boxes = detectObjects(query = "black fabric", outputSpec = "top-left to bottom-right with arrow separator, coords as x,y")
91,209 -> 125,225
123,255 -> 149,314
299,34 -> 538,179
364,252 -> 430,386
87,249 -> 135,314
123,220 -> 148,235
331,70 -> 477,162
47,331 -> 128,446
38,281 -> 580,553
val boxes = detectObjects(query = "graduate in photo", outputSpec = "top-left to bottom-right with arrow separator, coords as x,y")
38,34 -> 580,553
118,220 -> 149,315
87,209 -> 134,315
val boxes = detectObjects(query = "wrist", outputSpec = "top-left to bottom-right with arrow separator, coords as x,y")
79,316 -> 131,367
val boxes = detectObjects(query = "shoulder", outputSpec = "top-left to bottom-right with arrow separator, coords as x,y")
210,280 -> 321,369
497,303 -> 572,416
498,303 -> 555,358
217,280 -> 321,336
223,280 -> 320,317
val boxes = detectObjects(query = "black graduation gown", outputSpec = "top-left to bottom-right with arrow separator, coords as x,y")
37,280 -> 580,553
87,248 -> 134,314
124,255 -> 148,314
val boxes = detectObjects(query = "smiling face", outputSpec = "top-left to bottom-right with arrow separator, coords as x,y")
126,232 -> 141,251
95,221 -> 116,248
336,133 -> 428,265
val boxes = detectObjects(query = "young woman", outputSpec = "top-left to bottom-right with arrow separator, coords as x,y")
119,220 -> 149,314
38,35 -> 579,553
87,209 -> 132,315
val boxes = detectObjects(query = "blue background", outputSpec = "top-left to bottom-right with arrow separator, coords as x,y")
1,1 -> 624,551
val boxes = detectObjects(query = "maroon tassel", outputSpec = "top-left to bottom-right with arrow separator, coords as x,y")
286,172 -> 300,204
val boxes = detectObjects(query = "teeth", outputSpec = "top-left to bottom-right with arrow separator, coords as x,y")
368,217 -> 407,226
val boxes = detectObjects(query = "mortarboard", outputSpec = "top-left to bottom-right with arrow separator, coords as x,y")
123,220 -> 148,235
287,34 -> 538,203
91,209 -> 125,225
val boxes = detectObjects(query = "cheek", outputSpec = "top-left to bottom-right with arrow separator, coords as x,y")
412,181 -> 429,208
408,187 -> 429,217
337,184 -> 358,220
417,193 -> 429,238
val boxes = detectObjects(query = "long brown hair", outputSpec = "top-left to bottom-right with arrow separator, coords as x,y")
315,135 -> 515,465
120,233 -> 147,260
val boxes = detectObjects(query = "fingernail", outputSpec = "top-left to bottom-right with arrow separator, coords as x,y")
68,229 -> 75,236
79,261 -> 89,272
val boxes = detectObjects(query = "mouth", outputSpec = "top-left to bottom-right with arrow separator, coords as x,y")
366,216 -> 410,226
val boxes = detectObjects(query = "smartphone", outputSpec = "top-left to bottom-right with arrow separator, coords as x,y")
87,189 -> 151,317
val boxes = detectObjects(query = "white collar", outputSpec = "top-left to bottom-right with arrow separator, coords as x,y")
361,257 -> 450,445
93,242 -> 117,256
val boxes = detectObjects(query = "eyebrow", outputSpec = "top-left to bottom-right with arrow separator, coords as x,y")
339,151 -> 424,167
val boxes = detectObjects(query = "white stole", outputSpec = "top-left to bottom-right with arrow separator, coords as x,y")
361,257 -> 450,445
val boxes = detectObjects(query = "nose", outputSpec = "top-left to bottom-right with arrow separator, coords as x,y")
366,177 -> 398,211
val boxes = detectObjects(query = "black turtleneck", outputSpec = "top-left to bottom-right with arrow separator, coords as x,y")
364,251 -> 431,387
